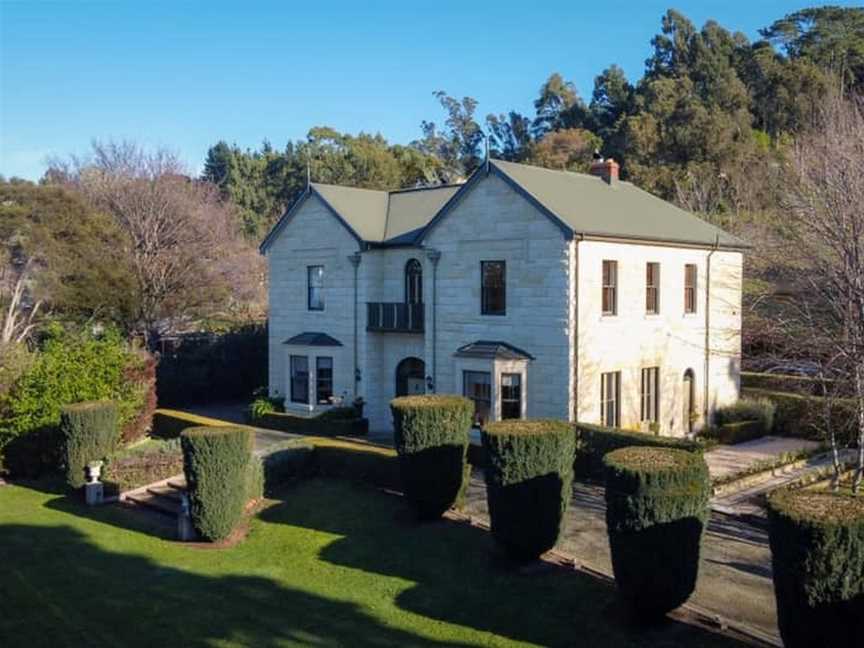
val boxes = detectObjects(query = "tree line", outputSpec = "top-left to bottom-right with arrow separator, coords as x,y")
201,6 -> 864,238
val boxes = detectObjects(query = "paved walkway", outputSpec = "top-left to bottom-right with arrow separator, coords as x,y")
462,470 -> 779,642
704,436 -> 820,480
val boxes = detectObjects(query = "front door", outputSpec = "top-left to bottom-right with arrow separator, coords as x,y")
395,357 -> 426,397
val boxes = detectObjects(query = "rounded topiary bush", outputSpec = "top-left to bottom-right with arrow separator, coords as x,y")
482,419 -> 575,560
59,400 -> 119,488
766,490 -> 864,648
180,426 -> 253,541
603,446 -> 710,620
390,395 -> 473,520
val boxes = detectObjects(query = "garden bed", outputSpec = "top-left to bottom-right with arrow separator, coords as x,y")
103,438 -> 184,495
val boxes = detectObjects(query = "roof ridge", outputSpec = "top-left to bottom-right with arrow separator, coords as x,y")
388,183 -> 463,195
311,182 -> 388,194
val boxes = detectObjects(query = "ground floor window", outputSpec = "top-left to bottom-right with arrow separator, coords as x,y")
316,357 -> 333,404
463,370 -> 491,427
500,373 -> 522,419
640,367 -> 659,423
600,371 -> 621,427
290,355 -> 309,404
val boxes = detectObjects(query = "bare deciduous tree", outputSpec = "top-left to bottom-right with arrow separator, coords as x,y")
52,141 -> 264,346
781,96 -> 864,492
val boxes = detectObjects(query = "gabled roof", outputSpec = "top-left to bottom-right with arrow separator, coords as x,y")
283,332 -> 343,347
486,160 -> 745,249
454,340 -> 534,361
260,160 -> 746,253
259,182 -> 459,253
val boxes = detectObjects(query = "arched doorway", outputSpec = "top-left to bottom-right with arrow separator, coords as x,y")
405,259 -> 423,304
395,357 -> 426,397
683,369 -> 695,434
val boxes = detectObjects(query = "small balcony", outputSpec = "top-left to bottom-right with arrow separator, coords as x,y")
366,302 -> 424,334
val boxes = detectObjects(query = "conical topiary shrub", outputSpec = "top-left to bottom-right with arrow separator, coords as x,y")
181,426 -> 253,541
390,395 -> 473,520
482,419 -> 575,560
766,490 -> 864,648
59,400 -> 119,488
603,446 -> 710,620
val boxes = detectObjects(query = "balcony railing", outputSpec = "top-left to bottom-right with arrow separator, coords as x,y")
367,302 -> 424,333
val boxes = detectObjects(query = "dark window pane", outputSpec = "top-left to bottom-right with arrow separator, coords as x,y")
481,261 -> 506,315
501,373 -> 521,419
646,263 -> 660,314
463,371 -> 492,426
290,355 -> 309,404
684,264 -> 697,314
316,356 -> 333,405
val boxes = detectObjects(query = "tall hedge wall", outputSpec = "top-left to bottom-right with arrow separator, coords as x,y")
483,419 -> 575,560
181,426 -> 253,541
59,400 -> 119,488
0,327 -> 154,478
603,446 -> 711,620
390,395 -> 473,520
742,387 -> 857,444
575,423 -> 703,481
766,491 -> 864,648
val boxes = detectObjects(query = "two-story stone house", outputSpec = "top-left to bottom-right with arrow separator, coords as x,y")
260,158 -> 745,437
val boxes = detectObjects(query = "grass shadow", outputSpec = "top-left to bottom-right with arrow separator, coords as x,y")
0,521 -> 475,648
260,479 -> 743,648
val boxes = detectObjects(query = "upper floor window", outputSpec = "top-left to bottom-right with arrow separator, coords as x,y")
600,371 -> 621,427
308,265 -> 324,311
316,356 -> 333,405
684,264 -> 697,314
602,260 -> 618,316
481,261 -> 506,316
290,355 -> 309,404
646,262 -> 660,314
405,259 -> 423,304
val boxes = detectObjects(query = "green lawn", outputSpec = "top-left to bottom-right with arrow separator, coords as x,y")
0,478 -> 741,648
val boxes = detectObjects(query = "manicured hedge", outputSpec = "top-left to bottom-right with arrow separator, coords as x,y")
742,387 -> 857,444
483,419 -> 575,560
390,395 -> 473,520
313,437 -> 400,491
575,423 -> 704,481
181,426 -> 253,542
713,398 -> 775,435
603,446 -> 711,620
254,410 -> 368,437
701,420 -> 764,445
152,409 -> 257,438
259,439 -> 316,494
766,491 -> 864,648
741,371 -> 824,394
59,401 -> 120,489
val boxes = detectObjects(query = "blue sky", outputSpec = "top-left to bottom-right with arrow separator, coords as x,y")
1,1 -> 856,180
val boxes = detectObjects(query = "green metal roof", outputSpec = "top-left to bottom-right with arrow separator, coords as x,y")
309,182 -> 459,246
260,160 -> 745,252
490,160 -> 745,248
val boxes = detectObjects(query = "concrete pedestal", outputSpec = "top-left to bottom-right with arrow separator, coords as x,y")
84,482 -> 104,506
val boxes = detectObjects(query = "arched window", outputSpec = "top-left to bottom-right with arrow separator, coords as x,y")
395,357 -> 426,397
405,259 -> 423,304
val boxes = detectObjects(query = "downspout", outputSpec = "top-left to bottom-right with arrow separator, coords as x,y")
703,235 -> 719,427
348,252 -> 362,398
425,248 -> 441,392
572,234 -> 582,423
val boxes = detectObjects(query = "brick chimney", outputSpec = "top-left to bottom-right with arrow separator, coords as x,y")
590,158 -> 619,186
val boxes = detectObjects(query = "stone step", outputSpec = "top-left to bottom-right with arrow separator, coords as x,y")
146,485 -> 184,502
166,478 -> 187,492
125,492 -> 183,517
